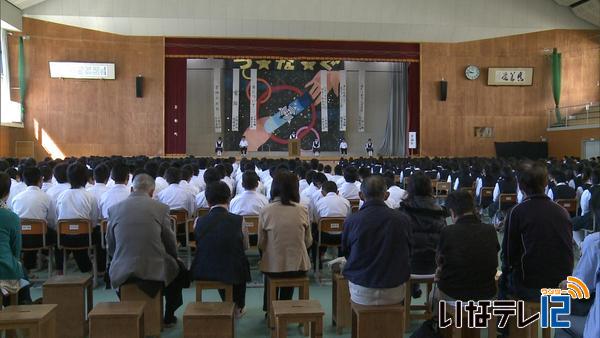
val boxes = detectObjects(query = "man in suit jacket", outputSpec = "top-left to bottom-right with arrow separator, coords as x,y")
107,173 -> 184,326
192,181 -> 251,317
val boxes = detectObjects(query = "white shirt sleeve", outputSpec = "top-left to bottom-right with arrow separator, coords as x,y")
493,183 -> 500,202
476,178 -> 483,198
547,188 -> 554,201
453,178 -> 459,191
580,189 -> 591,215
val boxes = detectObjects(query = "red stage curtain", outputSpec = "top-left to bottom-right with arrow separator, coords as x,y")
165,58 -> 187,154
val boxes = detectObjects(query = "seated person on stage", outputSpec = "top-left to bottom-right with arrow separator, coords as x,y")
195,167 -> 222,209
399,172 -> 447,298
215,136 -> 224,156
192,182 -> 251,317
239,136 -> 249,156
432,191 -> 499,317
56,162 -> 105,274
555,232 -> 598,338
45,162 -> 71,202
547,168 -> 576,201
10,166 -> 57,271
342,175 -> 412,305
499,162 -> 573,302
86,164 -> 109,203
259,171 -> 312,312
230,171 -> 269,216
179,164 -> 199,196
573,168 -> 600,248
312,139 -> 320,156
39,164 -> 54,193
312,181 -> 351,265
107,174 -> 187,327
339,138 -> 348,155
0,172 -> 32,305
99,164 -> 131,219
157,167 -> 196,216
338,166 -> 360,200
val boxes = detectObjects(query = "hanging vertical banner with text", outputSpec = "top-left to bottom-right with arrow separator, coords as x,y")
358,69 -> 365,132
231,69 -> 240,131
249,69 -> 257,129
320,70 -> 328,132
213,68 -> 222,133
339,70 -> 347,131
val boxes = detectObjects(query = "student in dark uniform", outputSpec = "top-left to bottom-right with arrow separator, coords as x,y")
488,166 -> 517,218
365,139 -> 374,157
547,169 -> 576,201
289,132 -> 297,140
239,136 -> 248,157
215,137 -> 224,157
312,139 -> 320,157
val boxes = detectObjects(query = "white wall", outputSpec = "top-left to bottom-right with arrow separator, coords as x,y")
1,0 -> 22,31
23,0 -> 595,42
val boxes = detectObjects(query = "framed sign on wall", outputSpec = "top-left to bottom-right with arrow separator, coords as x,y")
487,67 -> 533,86
49,62 -> 116,79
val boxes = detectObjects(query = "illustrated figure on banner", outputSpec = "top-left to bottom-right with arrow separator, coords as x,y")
215,137 -> 224,157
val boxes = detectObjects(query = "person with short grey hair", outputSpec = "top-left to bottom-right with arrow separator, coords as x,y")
107,173 -> 187,327
342,175 -> 412,305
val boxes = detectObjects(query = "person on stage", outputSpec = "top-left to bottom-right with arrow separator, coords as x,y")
215,137 -> 224,157
289,131 -> 297,140
365,138 -> 374,157
339,138 -> 348,156
312,139 -> 321,157
239,136 -> 249,157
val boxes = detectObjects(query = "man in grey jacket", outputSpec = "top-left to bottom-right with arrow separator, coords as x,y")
107,173 -> 185,326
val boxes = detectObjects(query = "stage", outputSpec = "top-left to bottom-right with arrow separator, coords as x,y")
165,151 -> 392,162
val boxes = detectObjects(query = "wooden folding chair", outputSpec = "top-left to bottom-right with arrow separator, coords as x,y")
99,219 -> 110,272
316,217 -> 345,282
20,218 -> 53,279
435,182 -> 451,199
196,208 -> 210,217
498,193 -> 518,211
556,199 -> 577,217
348,199 -> 360,213
56,219 -> 98,287
185,218 -> 197,268
242,215 -> 259,250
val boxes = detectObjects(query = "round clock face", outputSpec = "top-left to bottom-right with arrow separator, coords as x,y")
465,65 -> 480,80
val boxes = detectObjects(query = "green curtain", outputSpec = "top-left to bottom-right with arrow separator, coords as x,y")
18,36 -> 26,122
551,48 -> 562,124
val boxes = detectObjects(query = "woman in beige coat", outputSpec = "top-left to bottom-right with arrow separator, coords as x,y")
259,170 -> 312,311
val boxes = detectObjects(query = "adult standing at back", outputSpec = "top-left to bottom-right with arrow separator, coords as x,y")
258,171 -> 312,312
342,175 -> 412,305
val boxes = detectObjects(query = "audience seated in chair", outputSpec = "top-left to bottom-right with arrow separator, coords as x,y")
195,167 -> 222,209
99,163 -> 131,219
342,175 -> 411,305
157,167 -> 196,215
229,170 -> 268,216
107,173 -> 187,327
191,181 -> 251,317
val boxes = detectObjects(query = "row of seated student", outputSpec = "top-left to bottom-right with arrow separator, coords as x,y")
0,156 -> 598,336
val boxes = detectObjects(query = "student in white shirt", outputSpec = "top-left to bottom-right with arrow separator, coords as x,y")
180,165 -> 200,195
157,167 -> 196,216
56,162 -> 105,273
100,164 -> 131,219
339,167 -> 360,200
230,171 -> 269,216
86,164 -> 110,203
384,171 -> 407,208
308,173 -> 328,207
46,163 -> 71,203
221,163 -> 236,194
154,162 -> 170,196
39,164 -> 54,193
196,167 -> 222,209
331,165 -> 344,188
7,166 -> 26,208
339,138 -> 348,155
11,166 -> 58,270
295,167 -> 309,194
190,163 -> 205,193
239,136 -> 249,157
236,162 -> 264,196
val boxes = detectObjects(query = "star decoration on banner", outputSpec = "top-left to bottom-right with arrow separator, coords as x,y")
301,61 -> 316,70
256,60 -> 271,70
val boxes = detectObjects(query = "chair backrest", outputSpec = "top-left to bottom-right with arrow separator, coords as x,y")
403,176 -> 411,189
394,175 -> 401,184
481,187 -> 494,198
186,218 -> 196,234
170,209 -> 188,224
430,180 -> 439,189
242,216 -> 259,234
435,182 -> 451,197
556,199 -> 577,213
499,194 -> 518,209
319,217 -> 345,233
196,208 -> 210,217
348,199 -> 360,213
57,219 -> 93,249
460,187 -> 474,197
20,219 -> 48,249
99,219 -> 108,234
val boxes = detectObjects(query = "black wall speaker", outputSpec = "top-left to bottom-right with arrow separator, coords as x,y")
440,80 -> 447,101
135,75 -> 143,98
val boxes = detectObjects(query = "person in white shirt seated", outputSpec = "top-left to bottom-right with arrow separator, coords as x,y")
235,162 -> 265,196
46,163 -> 71,203
239,136 -> 249,157
384,171 -> 407,208
86,164 -> 110,203
221,162 -> 236,194
308,172 -> 329,207
154,162 -> 170,196
323,165 -> 334,181
230,171 -> 269,216
39,164 -> 54,193
339,167 -> 360,200
7,165 -> 27,207
332,165 -> 344,188
100,164 -> 131,219
312,181 -> 351,266
190,163 -> 205,193
179,165 -> 199,195
56,162 -> 105,274
157,167 -> 196,216
196,167 -> 222,209
11,166 -> 58,270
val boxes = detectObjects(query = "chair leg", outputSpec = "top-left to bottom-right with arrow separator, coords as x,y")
48,247 -> 53,279
91,248 -> 98,288
62,249 -> 67,275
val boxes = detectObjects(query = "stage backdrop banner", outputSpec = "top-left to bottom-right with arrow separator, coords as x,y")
231,69 -> 240,131
249,69 -> 257,129
213,68 -> 222,133
339,70 -> 347,131
358,69 -> 366,132
320,70 -> 328,132
223,59 -> 344,151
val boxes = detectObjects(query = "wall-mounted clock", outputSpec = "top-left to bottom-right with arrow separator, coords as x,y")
465,65 -> 480,80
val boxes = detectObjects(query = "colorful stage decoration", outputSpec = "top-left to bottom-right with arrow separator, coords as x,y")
223,59 -> 344,152
213,68 -> 222,133
358,69 -> 366,132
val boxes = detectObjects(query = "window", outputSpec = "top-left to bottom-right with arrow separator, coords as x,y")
0,28 -> 23,127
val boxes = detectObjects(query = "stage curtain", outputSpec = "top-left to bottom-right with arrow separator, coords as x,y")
378,63 -> 408,157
